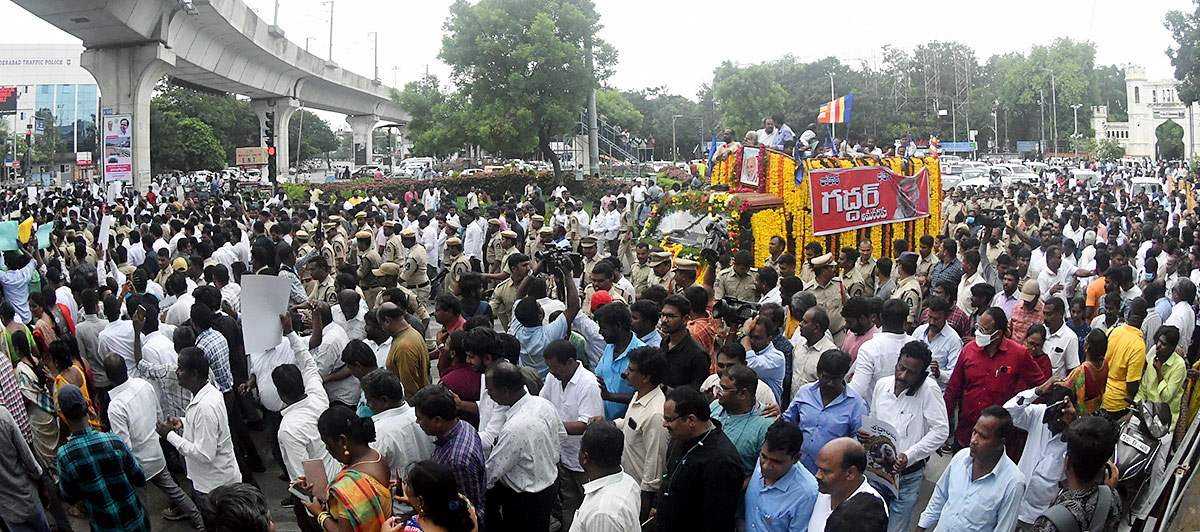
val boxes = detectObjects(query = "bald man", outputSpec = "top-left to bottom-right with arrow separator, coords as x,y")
809,437 -> 885,532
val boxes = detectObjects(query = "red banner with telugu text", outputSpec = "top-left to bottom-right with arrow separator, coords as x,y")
808,165 -> 929,236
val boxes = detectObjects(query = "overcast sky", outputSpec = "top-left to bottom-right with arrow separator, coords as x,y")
2,0 -> 1193,125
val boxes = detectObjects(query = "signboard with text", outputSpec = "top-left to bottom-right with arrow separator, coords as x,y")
808,165 -> 930,236
0,87 -> 16,116
102,115 -> 132,182
236,147 -> 268,166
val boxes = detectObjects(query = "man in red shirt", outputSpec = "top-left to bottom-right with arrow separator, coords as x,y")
944,306 -> 1046,450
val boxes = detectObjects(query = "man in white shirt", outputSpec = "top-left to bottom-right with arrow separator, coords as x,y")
957,250 -> 986,315
757,268 -> 783,306
848,299 -> 915,409
361,369 -> 434,477
1037,246 -> 1073,304
104,355 -> 204,529
867,343 -> 948,532
306,304 -> 358,408
912,296 -> 962,390
273,324 -> 341,491
539,340 -> 604,530
1042,298 -> 1080,378
1165,279 -> 1196,355
1003,383 -> 1077,528
572,422 -> 641,532
246,335 -> 294,473
809,438 -> 885,532
157,346 -> 241,514
484,360 -> 567,532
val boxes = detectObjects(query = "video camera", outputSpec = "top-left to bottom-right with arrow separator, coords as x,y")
968,208 -> 1007,229
700,221 -> 730,264
713,296 -> 761,328
536,247 -> 582,278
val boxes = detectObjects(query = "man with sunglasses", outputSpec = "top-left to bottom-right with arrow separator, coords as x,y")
613,347 -> 669,524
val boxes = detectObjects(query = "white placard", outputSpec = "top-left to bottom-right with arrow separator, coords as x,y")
240,274 -> 292,353
97,215 -> 113,252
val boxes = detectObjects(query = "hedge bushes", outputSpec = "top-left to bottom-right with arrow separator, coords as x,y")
278,172 -> 634,203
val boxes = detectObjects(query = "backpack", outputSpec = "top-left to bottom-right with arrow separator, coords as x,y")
1039,485 -> 1114,532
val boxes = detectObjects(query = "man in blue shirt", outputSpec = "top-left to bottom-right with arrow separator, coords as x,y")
593,302 -> 644,420
0,237 -> 44,324
741,315 -> 786,404
746,420 -> 819,532
783,349 -> 867,473
917,405 -> 1026,532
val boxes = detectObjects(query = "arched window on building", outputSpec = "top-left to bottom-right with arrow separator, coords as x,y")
1135,87 -> 1141,104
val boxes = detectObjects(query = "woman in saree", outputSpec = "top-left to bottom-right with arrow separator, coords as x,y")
44,338 -> 101,431
1064,328 -> 1109,416
300,404 -> 393,532
385,461 -> 477,532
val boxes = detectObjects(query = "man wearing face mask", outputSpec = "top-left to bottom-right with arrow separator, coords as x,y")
944,307 -> 1047,452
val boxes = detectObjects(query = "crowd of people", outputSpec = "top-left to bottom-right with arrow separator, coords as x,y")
0,158 -> 1195,532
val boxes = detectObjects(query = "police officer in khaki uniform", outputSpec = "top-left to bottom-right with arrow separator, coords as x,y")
525,215 -> 545,258
329,220 -> 349,268
535,226 -> 554,257
798,242 -> 823,284
371,262 -> 401,309
295,230 -> 314,258
891,252 -> 923,332
578,236 -> 603,283
630,243 -> 653,295
399,228 -> 431,304
668,258 -> 699,295
838,247 -> 869,299
382,221 -> 404,264
805,253 -> 847,346
305,255 -> 340,306
443,237 -> 471,295
617,197 -> 635,268
714,250 -> 758,301
851,239 -> 876,294
352,230 -> 383,305
565,202 -> 582,251
762,236 -> 785,271
489,252 -> 531,331
646,251 -> 673,290
320,222 -> 339,267
485,218 -> 503,273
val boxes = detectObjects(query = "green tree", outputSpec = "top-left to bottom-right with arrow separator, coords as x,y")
31,110 -> 62,164
622,87 -> 699,160
595,89 -> 642,133
1096,65 -> 1128,121
1167,3 -> 1200,104
289,110 -> 338,163
175,118 -> 226,171
440,0 -> 615,179
396,74 -> 471,158
712,62 -> 786,135
1097,137 -> 1126,159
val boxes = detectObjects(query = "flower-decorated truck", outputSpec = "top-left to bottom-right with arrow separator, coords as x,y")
640,145 -> 943,265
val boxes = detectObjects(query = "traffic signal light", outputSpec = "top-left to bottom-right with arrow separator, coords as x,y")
265,111 -> 277,185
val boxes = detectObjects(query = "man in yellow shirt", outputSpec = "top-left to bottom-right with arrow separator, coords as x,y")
380,301 -> 430,401
1102,297 -> 1147,417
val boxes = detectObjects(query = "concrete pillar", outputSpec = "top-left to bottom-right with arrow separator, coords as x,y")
81,43 -> 175,193
251,98 -> 299,182
347,115 -> 379,168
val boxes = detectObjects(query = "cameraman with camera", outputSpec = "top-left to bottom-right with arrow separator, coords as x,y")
510,252 -> 581,378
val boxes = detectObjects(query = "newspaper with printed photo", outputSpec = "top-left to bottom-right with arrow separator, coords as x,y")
861,416 -> 900,497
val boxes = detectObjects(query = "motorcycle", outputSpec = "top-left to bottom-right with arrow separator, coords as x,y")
1113,399 -> 1172,511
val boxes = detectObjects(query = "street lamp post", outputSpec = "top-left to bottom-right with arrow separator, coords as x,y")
323,1 -> 334,62
672,114 -> 682,163
1041,68 -> 1057,157
1071,103 -> 1082,137
368,32 -> 379,81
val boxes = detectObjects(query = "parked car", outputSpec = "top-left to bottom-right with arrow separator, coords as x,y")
461,168 -> 485,177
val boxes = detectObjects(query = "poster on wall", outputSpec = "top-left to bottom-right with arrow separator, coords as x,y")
102,114 -> 132,182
